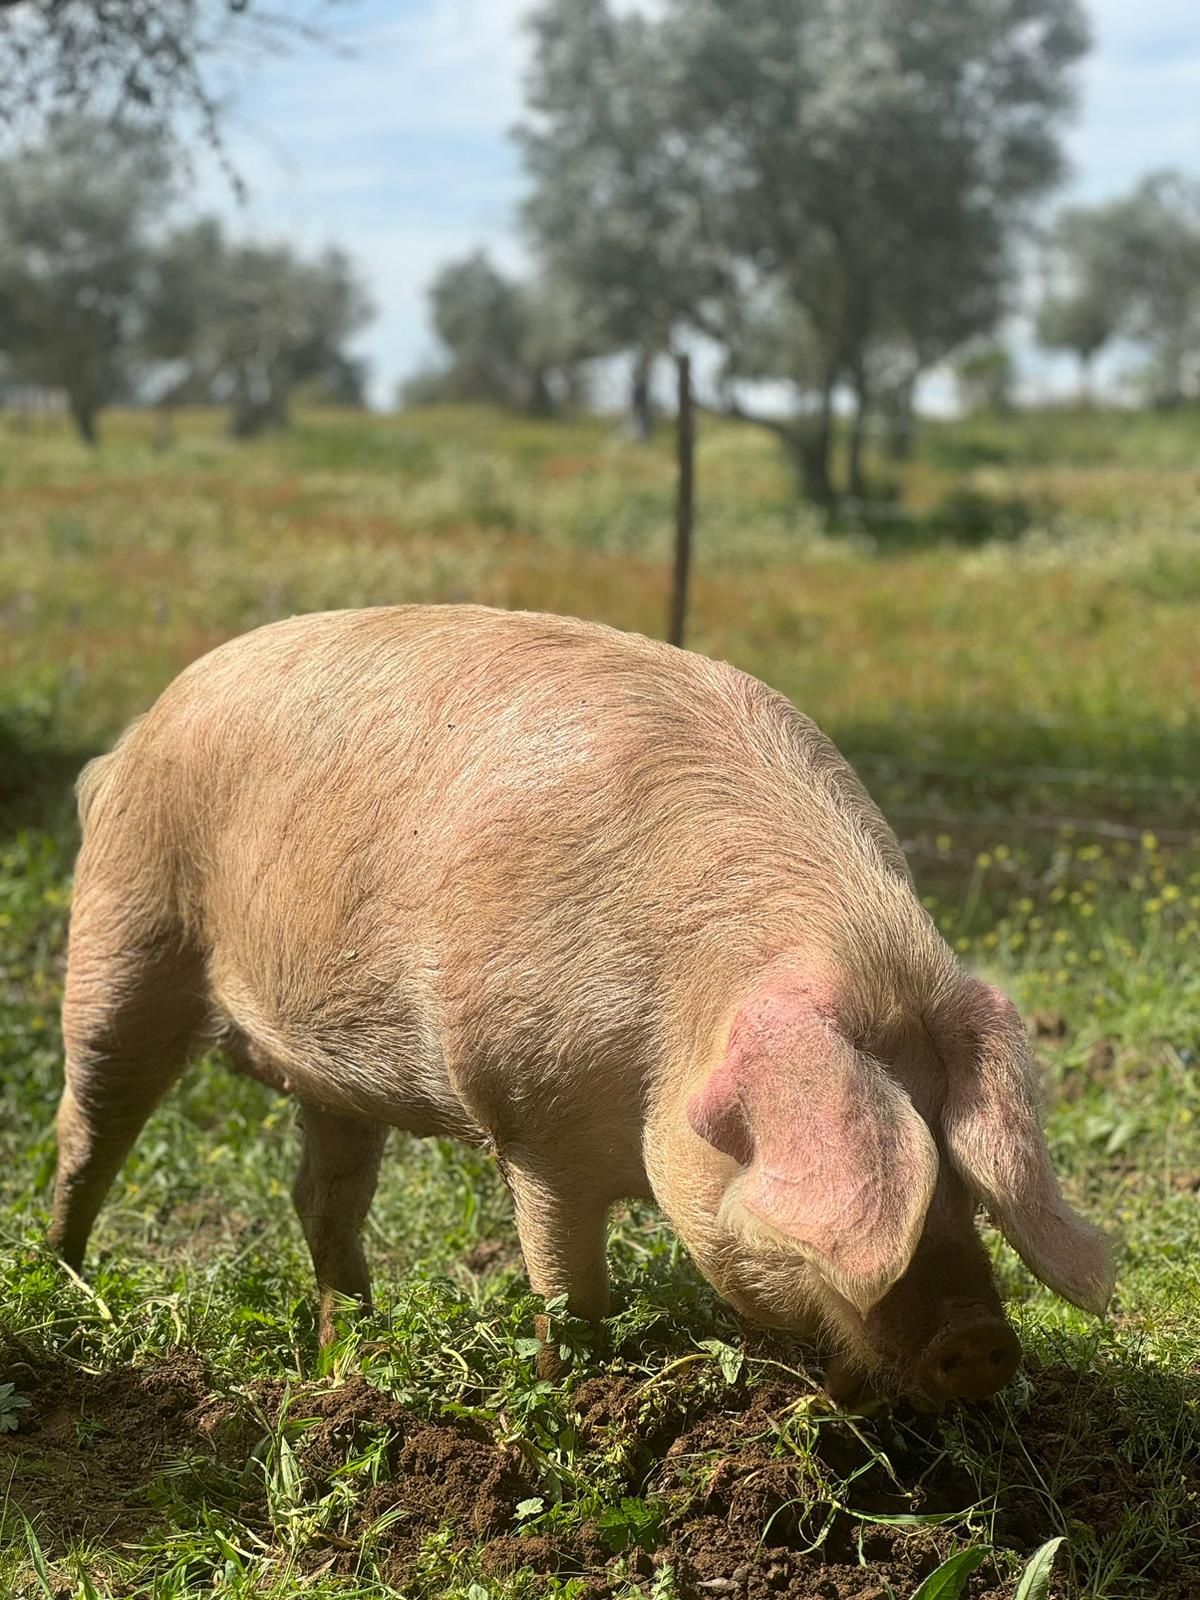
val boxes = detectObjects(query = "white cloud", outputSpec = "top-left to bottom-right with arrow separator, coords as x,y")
243,0 -> 532,143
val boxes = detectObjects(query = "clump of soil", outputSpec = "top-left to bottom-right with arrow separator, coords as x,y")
460,1236 -> 522,1277
0,1337 -> 259,1548
570,1376 -> 1000,1600
293,1370 -> 411,1484
287,1371 -> 537,1544
367,1423 -> 536,1540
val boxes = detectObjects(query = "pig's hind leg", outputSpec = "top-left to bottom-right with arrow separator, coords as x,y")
292,1103 -> 389,1347
49,908 -> 206,1272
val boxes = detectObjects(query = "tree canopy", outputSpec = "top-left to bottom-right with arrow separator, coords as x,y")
404,250 -> 598,417
1037,174 -> 1200,404
143,220 -> 374,436
0,115 -> 172,441
0,1 -> 335,174
512,0 -> 1090,497
516,0 -> 719,438
0,118 -> 373,442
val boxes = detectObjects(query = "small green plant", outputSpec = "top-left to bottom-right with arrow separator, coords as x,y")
0,1382 -> 31,1432
595,1496 -> 667,1554
1014,1536 -> 1066,1600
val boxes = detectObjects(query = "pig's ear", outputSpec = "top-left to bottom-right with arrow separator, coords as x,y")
686,983 -> 939,1316
941,980 -> 1114,1316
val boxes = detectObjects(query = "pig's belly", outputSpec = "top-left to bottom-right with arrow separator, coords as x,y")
207,963 -> 485,1143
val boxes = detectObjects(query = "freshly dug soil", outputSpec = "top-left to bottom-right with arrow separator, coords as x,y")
2,1336 -> 1195,1600
0,1338 -> 262,1548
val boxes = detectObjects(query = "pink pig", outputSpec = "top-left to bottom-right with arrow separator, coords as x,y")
50,606 -> 1113,1402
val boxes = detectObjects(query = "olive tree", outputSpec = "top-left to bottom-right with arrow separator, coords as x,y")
517,0 -> 1088,499
663,0 -> 1089,500
0,1 -> 336,175
403,249 -> 600,416
0,116 -> 172,442
517,0 -> 720,439
144,220 -> 373,436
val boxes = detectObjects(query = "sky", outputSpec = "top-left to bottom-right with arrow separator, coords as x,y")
204,0 -> 1200,407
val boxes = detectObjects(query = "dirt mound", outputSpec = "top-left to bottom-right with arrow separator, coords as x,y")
564,1359 -> 1200,1599
293,1370 -> 411,1484
0,1339 -> 257,1548
285,1368 -> 536,1541
4,1342 -> 1195,1598
360,1422 -> 537,1551
568,1375 -> 1001,1599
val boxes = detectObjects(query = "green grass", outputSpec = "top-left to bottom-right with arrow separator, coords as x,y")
1,402 -> 1198,1600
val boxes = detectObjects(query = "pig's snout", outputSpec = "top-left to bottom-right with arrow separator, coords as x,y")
919,1310 -> 1020,1401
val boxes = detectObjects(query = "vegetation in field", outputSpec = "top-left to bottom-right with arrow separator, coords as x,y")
1,405 -> 1198,1599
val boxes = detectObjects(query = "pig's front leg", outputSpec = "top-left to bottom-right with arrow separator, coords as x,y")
504,1158 -> 611,1378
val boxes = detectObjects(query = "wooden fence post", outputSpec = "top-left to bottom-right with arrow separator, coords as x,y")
668,353 -> 694,648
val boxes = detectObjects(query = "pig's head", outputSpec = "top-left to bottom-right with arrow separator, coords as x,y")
681,971 -> 1113,1406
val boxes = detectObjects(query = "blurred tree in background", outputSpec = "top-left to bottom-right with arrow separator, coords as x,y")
0,117 -> 373,443
0,116 -> 172,442
517,0 -> 721,440
1120,174 -> 1200,406
404,250 -> 598,417
1037,173 -> 1200,406
515,0 -> 1089,500
4,1 -> 1198,480
143,219 -> 373,436
955,344 -> 1016,416
1036,207 -> 1128,402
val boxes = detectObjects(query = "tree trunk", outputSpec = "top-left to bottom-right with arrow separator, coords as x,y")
1156,340 -> 1185,408
1077,352 -> 1094,407
630,350 -> 654,442
526,366 -> 554,417
884,375 -> 918,461
232,382 -> 289,438
787,381 -> 835,505
231,398 -> 261,438
68,389 -> 99,446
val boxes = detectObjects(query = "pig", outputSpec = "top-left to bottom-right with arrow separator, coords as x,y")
48,605 -> 1113,1404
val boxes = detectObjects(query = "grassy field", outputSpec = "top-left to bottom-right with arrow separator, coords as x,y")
1,403 -> 1198,1600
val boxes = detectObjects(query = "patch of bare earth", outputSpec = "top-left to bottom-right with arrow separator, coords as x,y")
0,1337 -> 263,1549
3,1342 -> 1196,1598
